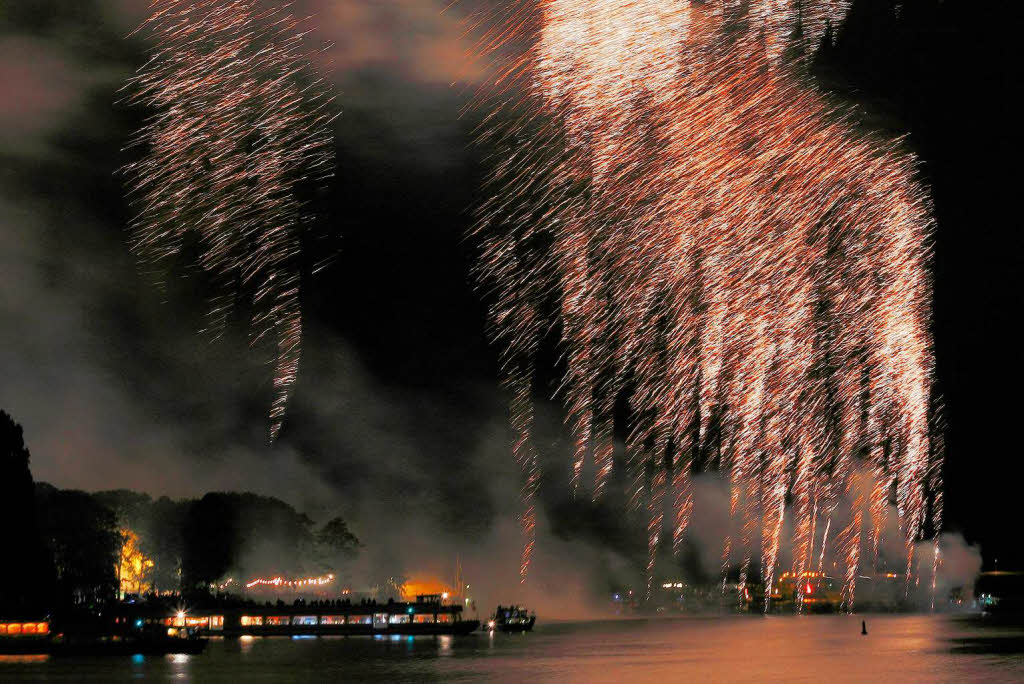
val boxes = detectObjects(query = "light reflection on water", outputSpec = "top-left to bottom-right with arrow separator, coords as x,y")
438,634 -> 453,657
2,616 -> 1023,682
0,656 -> 49,665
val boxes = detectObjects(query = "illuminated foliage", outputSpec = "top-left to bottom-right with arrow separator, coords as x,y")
117,528 -> 155,597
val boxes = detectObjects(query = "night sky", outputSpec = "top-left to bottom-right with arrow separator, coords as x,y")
0,0 -> 1018,579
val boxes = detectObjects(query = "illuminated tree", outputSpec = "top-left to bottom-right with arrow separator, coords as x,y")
117,528 -> 155,597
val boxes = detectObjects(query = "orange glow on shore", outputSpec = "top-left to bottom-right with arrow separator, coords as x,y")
399,578 -> 452,601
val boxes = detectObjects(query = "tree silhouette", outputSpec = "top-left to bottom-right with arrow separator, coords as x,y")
318,517 -> 361,560
0,409 -> 53,616
35,484 -> 120,608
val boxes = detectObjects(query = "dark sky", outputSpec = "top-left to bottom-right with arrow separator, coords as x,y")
0,0 -> 1019,584
819,1 -> 1018,569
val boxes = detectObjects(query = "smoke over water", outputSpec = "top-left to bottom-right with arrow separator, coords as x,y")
470,0 -> 941,609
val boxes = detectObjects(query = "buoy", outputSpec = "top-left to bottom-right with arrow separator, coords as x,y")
861,620 -> 868,636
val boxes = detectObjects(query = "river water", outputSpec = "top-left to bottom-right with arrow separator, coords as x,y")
3,614 -> 1023,682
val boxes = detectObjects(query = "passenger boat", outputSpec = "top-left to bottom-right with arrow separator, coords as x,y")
485,605 -> 535,632
2,594 -> 479,655
225,593 -> 478,637
111,593 -> 480,638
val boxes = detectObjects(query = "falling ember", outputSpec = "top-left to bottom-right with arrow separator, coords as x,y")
508,367 -> 541,583
470,0 -> 940,604
123,0 -> 336,441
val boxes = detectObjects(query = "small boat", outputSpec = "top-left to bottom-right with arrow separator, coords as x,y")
485,605 -> 535,633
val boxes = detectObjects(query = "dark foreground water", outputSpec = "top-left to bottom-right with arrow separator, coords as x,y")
3,615 -> 1023,682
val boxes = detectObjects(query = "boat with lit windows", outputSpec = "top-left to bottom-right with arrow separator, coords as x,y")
87,593 -> 478,643
485,605 -> 535,632
0,618 -> 52,654
769,571 -> 842,612
164,594 -> 480,637
1,617 -> 206,656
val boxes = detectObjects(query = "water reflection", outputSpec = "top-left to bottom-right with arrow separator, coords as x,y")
0,656 -> 48,664
166,652 -> 190,680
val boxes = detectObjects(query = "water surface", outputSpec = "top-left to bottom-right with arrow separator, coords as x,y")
2,614 -> 1022,682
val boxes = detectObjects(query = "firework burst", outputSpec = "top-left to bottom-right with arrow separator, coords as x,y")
472,0 -> 940,607
123,0 -> 335,441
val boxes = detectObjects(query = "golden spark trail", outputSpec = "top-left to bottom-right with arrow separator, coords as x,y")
123,0 -> 335,441
508,367 -> 541,583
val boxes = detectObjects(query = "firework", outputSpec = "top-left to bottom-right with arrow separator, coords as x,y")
472,0 -> 939,607
123,0 -> 335,441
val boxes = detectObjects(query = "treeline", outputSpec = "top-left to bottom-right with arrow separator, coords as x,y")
94,489 -> 360,592
1,409 -> 358,617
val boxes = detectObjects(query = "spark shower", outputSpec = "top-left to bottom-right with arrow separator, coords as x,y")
472,0 -> 942,609
123,0 -> 335,441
